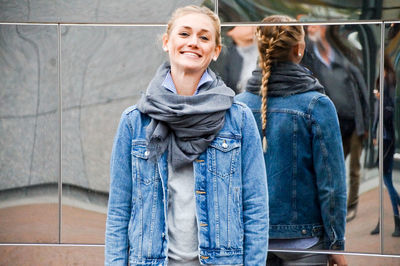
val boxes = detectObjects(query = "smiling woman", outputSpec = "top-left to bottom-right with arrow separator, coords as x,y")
105,5 -> 269,266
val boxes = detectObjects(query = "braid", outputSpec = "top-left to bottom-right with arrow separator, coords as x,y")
256,15 -> 304,153
259,44 -> 271,152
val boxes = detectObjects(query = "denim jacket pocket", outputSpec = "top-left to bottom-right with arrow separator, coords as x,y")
208,137 -> 241,179
131,140 -> 156,185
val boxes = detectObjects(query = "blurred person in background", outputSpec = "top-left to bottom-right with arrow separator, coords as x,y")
105,5 -> 268,265
302,25 -> 370,222
236,15 -> 347,266
211,26 -> 258,94
370,53 -> 400,237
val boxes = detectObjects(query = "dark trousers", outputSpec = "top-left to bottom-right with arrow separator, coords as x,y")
267,241 -> 327,265
342,130 -> 364,210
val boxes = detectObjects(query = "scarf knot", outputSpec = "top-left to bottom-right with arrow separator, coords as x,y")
137,62 -> 234,170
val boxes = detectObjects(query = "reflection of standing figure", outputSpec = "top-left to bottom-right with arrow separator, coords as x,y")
237,15 -> 347,266
211,26 -> 258,94
302,25 -> 370,222
371,54 -> 400,237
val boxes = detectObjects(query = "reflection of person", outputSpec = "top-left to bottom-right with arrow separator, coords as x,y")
211,26 -> 258,94
302,25 -> 369,222
370,54 -> 400,237
105,5 -> 269,265
236,15 -> 347,265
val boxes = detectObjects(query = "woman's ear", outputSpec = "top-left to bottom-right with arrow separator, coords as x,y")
162,33 -> 169,52
213,45 -> 222,61
291,43 -> 304,63
293,43 -> 301,57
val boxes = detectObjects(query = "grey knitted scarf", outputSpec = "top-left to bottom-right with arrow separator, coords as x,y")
137,62 -> 234,170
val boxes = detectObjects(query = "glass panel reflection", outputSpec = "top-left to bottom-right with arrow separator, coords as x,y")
383,22 -> 400,255
302,23 -> 381,253
0,0 -> 214,23
214,23 -> 381,254
0,24 -> 59,243
210,26 -> 258,94
61,25 -> 166,243
217,0 -> 400,22
345,254 -> 400,265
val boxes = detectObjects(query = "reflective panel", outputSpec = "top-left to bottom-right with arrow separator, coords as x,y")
217,0 -> 400,22
0,0 -> 214,23
210,26 -> 258,94
301,23 -> 381,253
0,24 -> 59,243
0,245 -> 104,265
214,23 -> 381,254
61,25 -> 167,243
345,254 -> 400,265
383,22 -> 400,255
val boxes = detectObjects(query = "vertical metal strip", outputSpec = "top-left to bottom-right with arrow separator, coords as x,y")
57,23 -> 63,244
379,21 -> 385,254
214,0 -> 218,16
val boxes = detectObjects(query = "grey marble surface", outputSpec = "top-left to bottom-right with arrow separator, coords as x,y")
0,25 -> 58,190
0,0 -> 208,23
0,24 -> 168,194
61,26 -> 166,193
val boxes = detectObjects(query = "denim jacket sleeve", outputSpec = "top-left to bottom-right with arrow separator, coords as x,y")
240,104 -> 269,263
310,95 -> 347,250
105,111 -> 133,265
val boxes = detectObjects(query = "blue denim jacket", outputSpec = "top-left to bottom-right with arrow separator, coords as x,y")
236,91 -> 346,250
105,101 -> 269,265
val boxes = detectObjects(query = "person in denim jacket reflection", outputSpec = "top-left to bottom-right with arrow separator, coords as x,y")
105,5 -> 268,266
236,15 -> 347,265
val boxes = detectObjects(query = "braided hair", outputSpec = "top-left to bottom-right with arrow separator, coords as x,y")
256,15 -> 304,152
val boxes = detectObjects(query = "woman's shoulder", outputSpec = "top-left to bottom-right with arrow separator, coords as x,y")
231,99 -> 253,114
234,91 -> 261,110
291,91 -> 336,114
120,105 -> 151,125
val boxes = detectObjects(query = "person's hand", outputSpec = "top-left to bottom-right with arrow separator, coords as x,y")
328,254 -> 348,266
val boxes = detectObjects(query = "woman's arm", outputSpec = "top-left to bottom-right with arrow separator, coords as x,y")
311,95 -> 347,250
240,104 -> 269,264
105,112 -> 133,265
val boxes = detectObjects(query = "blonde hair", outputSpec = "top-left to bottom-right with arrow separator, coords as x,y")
256,15 -> 304,152
166,5 -> 221,47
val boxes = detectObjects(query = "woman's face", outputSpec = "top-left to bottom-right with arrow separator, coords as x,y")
163,13 -> 221,75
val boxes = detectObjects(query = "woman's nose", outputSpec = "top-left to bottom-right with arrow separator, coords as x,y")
187,35 -> 198,47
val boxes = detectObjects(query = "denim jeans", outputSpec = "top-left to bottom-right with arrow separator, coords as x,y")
383,139 -> 399,216
342,130 -> 364,210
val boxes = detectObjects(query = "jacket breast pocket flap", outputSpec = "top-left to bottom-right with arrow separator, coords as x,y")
131,141 -> 149,159
208,137 -> 241,178
131,141 -> 156,185
209,137 -> 240,152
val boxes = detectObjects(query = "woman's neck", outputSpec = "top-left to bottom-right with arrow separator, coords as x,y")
170,67 -> 204,96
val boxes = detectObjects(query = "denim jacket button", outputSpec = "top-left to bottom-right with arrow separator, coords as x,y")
301,229 -> 307,235
144,151 -> 150,156
222,142 -> 228,149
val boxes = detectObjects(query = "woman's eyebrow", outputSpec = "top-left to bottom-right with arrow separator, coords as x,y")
180,26 -> 211,33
